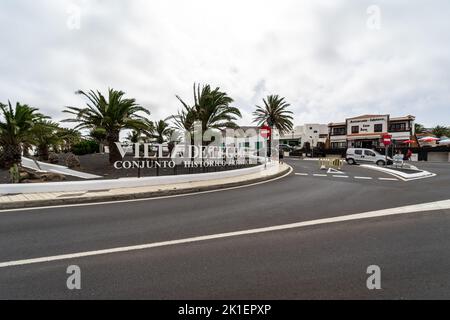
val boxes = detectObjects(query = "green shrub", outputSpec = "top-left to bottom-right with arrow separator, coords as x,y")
71,140 -> 99,156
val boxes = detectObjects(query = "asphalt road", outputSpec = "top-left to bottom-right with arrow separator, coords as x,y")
0,159 -> 449,299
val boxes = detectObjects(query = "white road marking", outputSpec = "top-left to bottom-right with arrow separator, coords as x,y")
313,174 -> 328,177
333,175 -> 349,178
354,177 -> 373,180
360,164 -> 436,182
0,166 -> 294,214
379,178 -> 399,181
1,199 -> 450,268
295,173 -> 309,176
327,168 -> 345,175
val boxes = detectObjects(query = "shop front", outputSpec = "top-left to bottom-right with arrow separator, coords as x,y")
328,114 -> 416,151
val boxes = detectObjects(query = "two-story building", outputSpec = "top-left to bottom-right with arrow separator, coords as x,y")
279,124 -> 329,148
328,114 -> 416,150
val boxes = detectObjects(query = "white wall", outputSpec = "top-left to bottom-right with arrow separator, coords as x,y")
347,116 -> 389,135
0,162 -> 275,195
281,124 -> 328,147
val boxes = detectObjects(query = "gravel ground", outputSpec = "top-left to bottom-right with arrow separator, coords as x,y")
0,153 -> 259,184
54,153 -> 259,180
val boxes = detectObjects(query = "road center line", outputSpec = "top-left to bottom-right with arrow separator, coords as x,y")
333,175 -> 349,178
313,174 -> 327,177
1,199 -> 450,269
354,177 -> 373,180
379,178 -> 399,181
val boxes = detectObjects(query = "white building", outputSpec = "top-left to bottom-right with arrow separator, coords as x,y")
329,114 -> 416,149
279,124 -> 329,148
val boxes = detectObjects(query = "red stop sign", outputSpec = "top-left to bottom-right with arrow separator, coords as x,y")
260,125 -> 272,139
383,134 -> 392,146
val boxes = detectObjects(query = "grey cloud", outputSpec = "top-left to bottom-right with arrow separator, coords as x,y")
0,0 -> 449,128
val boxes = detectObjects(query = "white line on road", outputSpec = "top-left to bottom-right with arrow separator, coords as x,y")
313,174 -> 328,177
295,173 -> 309,176
379,178 -> 399,181
354,177 -> 373,180
1,199 -> 450,268
333,175 -> 349,178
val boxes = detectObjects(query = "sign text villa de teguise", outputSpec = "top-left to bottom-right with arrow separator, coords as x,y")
112,124 -> 280,170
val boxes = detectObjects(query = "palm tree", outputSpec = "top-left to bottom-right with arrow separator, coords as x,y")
415,123 -> 425,134
169,104 -> 197,149
175,84 -> 242,145
30,121 -> 62,161
58,127 -> 81,153
0,101 -> 47,168
127,130 -> 142,144
432,125 -> 450,138
63,89 -> 151,164
253,95 -> 294,134
170,104 -> 196,133
151,119 -> 174,144
89,127 -> 107,153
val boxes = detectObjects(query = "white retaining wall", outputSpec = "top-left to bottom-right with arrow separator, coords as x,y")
0,163 -> 275,195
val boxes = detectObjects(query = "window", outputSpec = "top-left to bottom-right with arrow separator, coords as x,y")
352,126 -> 359,134
331,142 -> 347,149
332,127 -> 346,136
390,123 -> 407,132
374,124 -> 383,133
355,150 -> 363,155
364,150 -> 376,157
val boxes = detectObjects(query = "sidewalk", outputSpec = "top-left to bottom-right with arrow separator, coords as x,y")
0,163 -> 291,210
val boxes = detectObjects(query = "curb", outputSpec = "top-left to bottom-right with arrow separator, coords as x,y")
360,164 -> 436,181
0,165 -> 292,210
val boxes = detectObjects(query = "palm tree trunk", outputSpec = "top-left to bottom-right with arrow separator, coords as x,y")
107,131 -> 121,164
2,144 -> 22,169
38,145 -> 49,161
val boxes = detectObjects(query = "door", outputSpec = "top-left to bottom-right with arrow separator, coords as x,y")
354,149 -> 364,162
362,141 -> 373,149
364,150 -> 377,163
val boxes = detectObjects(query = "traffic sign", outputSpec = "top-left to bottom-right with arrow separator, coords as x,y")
382,134 -> 392,146
260,125 -> 272,140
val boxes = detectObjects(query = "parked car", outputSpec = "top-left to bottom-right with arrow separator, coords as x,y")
346,148 -> 393,166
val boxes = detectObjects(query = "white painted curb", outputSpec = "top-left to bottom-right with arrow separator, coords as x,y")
360,164 -> 436,181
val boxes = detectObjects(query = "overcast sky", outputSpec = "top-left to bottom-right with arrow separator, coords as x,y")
0,0 -> 449,128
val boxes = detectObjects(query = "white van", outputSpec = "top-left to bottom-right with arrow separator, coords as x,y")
346,148 -> 393,166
